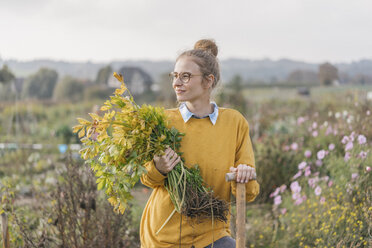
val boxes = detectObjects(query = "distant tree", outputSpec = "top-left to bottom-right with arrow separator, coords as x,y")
0,65 -> 15,84
22,68 -> 58,99
318,63 -> 338,86
229,75 -> 243,92
53,76 -> 85,102
95,65 -> 112,85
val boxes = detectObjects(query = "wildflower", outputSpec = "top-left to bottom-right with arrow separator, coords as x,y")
293,171 -> 302,180
367,110 -> 371,116
315,160 -> 323,167
317,150 -> 326,160
366,166 -> 371,173
342,136 -> 349,144
298,161 -> 307,170
351,173 -> 359,180
335,112 -> 341,118
304,150 -> 312,158
312,122 -> 318,129
280,184 -> 287,193
322,176 -> 329,182
297,116 -> 306,125
292,192 -> 301,200
308,178 -> 316,188
328,111 -> 333,117
328,180 -> 333,187
312,130 -> 318,137
358,135 -> 367,145
325,126 -> 333,136
344,152 -> 351,162
358,151 -> 368,159
320,197 -> 325,204
290,181 -> 301,193
280,208 -> 287,215
294,197 -> 303,205
270,187 -> 280,198
283,145 -> 290,151
274,195 -> 282,205
333,130 -> 338,136
343,110 -> 348,118
304,166 -> 311,177
291,142 -> 298,151
345,141 -> 353,151
315,186 -> 322,196
328,143 -> 335,151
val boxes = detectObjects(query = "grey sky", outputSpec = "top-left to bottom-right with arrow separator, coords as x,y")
0,0 -> 371,63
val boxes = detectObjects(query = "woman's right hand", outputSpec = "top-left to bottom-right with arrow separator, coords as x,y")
154,147 -> 181,175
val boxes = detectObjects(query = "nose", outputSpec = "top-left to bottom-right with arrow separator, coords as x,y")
172,77 -> 183,87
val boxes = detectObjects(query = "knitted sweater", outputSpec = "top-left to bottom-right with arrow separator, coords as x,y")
140,108 -> 260,248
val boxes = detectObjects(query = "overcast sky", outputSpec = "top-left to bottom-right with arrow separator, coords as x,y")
0,0 -> 371,63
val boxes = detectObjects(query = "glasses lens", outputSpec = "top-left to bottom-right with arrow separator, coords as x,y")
169,72 -> 177,82
180,73 -> 191,83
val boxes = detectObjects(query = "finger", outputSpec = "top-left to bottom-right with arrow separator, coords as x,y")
241,168 -> 248,183
230,166 -> 237,172
169,152 -> 179,164
237,167 -> 243,183
170,157 -> 181,169
245,168 -> 252,183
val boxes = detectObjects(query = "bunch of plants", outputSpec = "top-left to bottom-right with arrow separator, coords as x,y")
73,73 -> 228,224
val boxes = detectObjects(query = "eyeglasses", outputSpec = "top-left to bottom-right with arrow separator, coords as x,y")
169,72 -> 204,84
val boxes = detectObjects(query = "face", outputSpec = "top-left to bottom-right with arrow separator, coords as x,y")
172,56 -> 212,103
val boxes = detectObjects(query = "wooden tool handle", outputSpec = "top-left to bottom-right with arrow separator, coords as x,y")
225,172 -> 257,182
236,183 -> 246,248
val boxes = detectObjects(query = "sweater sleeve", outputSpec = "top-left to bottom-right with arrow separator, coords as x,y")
231,116 -> 260,202
140,160 -> 167,188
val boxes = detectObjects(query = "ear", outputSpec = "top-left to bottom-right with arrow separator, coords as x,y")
203,74 -> 214,89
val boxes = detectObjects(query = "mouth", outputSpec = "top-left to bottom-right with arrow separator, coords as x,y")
175,89 -> 185,95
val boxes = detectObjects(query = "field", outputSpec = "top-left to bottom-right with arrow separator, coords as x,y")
0,85 -> 371,247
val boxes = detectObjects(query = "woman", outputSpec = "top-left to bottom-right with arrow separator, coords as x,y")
140,39 -> 259,248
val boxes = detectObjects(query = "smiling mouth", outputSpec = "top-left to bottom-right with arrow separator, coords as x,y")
175,90 -> 185,94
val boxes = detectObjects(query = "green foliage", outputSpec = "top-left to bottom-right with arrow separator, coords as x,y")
95,65 -> 112,85
22,68 -> 58,99
53,75 -> 85,102
0,64 -> 15,84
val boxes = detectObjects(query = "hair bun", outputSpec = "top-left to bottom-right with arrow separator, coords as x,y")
194,39 -> 218,57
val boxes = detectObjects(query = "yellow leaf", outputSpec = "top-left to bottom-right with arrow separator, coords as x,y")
88,113 -> 101,121
118,203 -> 126,214
108,196 -> 118,206
100,105 -> 111,111
78,128 -> 86,138
115,87 -> 125,95
72,124 -> 83,133
113,72 -> 124,83
77,118 -> 91,125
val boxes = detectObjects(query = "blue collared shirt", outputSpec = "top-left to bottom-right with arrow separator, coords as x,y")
179,102 -> 219,125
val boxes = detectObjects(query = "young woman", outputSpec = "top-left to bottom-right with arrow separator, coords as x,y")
140,39 -> 259,248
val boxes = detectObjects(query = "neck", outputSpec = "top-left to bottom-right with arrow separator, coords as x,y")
185,99 -> 213,118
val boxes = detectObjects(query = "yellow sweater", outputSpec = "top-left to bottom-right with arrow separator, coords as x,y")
140,108 -> 260,248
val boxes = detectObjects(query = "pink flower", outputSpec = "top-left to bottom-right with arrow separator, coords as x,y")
291,142 -> 299,151
312,131 -> 318,137
304,166 -> 311,177
304,150 -> 312,158
293,171 -> 302,180
315,160 -> 323,167
283,145 -> 290,151
328,180 -> 333,187
333,130 -> 338,136
317,150 -> 326,160
298,161 -> 307,170
320,197 -> 326,204
322,176 -> 329,182
344,152 -> 351,162
308,178 -> 316,188
280,208 -> 287,215
345,142 -> 353,151
358,151 -> 368,159
358,135 -> 367,145
297,117 -> 306,125
325,126 -> 333,136
312,122 -> 318,129
341,136 -> 349,144
315,186 -> 322,196
270,187 -> 280,198
280,184 -> 287,193
274,195 -> 282,205
292,192 -> 301,200
294,197 -> 304,205
290,181 -> 301,193
328,143 -> 335,151
367,110 -> 371,116
366,166 -> 371,173
351,173 -> 359,180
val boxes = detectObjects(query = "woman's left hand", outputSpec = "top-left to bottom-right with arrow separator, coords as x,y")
230,164 -> 256,183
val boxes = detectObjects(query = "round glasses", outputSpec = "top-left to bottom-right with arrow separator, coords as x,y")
169,72 -> 204,84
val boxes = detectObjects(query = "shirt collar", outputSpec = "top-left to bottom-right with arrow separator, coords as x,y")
179,102 -> 219,125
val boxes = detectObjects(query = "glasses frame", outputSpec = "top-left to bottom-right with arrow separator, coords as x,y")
169,71 -> 204,84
